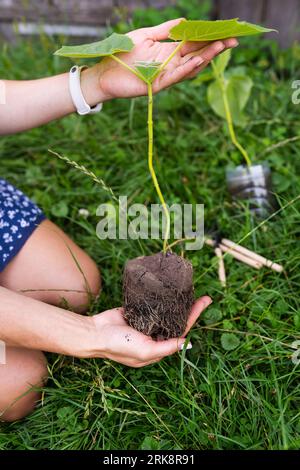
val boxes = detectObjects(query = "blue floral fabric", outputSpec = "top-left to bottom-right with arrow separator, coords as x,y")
0,179 -> 46,272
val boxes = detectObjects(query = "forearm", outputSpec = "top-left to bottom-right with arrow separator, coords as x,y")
0,286 -> 96,357
0,67 -> 106,135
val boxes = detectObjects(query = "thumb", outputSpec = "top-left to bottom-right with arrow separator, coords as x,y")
144,295 -> 212,361
146,18 -> 185,41
144,296 -> 212,360
149,336 -> 188,359
183,296 -> 212,336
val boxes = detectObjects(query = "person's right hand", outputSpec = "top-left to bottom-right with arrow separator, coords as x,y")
81,19 -> 238,105
89,296 -> 212,367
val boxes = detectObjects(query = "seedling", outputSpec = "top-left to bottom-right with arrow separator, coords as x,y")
54,19 -> 275,338
194,40 -> 277,215
195,48 -> 253,166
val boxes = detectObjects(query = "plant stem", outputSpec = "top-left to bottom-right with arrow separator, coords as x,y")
147,82 -> 170,253
211,62 -> 251,167
144,42 -> 185,252
113,45 -> 187,253
111,55 -> 145,82
151,40 -> 186,82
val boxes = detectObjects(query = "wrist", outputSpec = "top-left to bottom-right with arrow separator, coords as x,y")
74,315 -> 107,359
80,65 -> 110,107
65,315 -> 99,358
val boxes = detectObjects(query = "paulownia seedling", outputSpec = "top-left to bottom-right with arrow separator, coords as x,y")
54,19 -> 275,339
194,48 -> 253,166
193,39 -> 277,215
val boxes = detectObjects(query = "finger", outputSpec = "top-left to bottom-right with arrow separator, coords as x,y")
223,38 -> 239,48
185,60 -> 210,80
181,41 -> 210,56
141,335 -> 192,361
183,296 -> 212,336
181,40 -> 226,65
181,38 -> 238,57
146,18 -> 185,41
182,39 -> 238,65
156,50 -> 211,89
185,41 -> 238,80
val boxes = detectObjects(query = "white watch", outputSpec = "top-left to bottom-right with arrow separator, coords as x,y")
69,65 -> 102,115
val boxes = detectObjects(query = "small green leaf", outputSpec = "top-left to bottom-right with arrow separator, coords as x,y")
169,19 -> 277,42
192,70 -> 214,84
135,61 -> 161,82
294,312 -> 300,329
229,74 -> 253,110
57,406 -> 74,420
54,33 -> 134,58
51,201 -> 69,218
202,308 -> 222,325
207,73 -> 253,126
223,319 -> 234,330
135,61 -> 161,67
214,49 -> 231,75
221,333 -> 240,351
273,173 -> 292,192
25,166 -> 43,185
140,436 -> 161,450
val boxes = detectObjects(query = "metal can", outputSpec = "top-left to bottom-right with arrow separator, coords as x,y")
226,163 -> 276,217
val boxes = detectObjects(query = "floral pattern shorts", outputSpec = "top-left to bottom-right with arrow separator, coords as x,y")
0,179 -> 46,272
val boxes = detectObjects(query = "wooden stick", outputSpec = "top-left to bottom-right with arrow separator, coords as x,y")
218,243 -> 263,269
205,238 -> 262,269
221,238 -> 284,273
214,247 -> 226,287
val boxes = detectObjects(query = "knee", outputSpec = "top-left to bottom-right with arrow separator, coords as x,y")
0,350 -> 48,423
64,256 -> 102,313
2,391 -> 41,423
31,252 -> 101,313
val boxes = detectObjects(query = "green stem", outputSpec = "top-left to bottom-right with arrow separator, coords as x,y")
113,44 -> 185,253
147,82 -> 170,253
111,55 -> 145,82
145,42 -> 186,252
211,62 -> 251,167
151,40 -> 186,82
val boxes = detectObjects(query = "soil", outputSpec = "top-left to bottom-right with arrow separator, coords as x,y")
123,252 -> 194,340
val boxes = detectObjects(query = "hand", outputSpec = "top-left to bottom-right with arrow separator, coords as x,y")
89,296 -> 212,367
81,19 -> 238,106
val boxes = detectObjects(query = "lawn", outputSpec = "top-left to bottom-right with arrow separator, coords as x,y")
0,7 -> 300,450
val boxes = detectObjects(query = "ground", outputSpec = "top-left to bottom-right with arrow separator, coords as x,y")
0,8 -> 299,450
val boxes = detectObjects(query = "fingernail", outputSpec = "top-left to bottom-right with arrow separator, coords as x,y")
180,341 -> 192,351
203,296 -> 212,307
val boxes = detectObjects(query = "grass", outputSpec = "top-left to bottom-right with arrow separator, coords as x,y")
0,22 -> 300,450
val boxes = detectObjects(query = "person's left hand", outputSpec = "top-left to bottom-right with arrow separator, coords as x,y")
89,296 -> 212,367
81,18 -> 238,105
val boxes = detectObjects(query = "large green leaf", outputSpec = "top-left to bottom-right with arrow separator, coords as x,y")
54,33 -> 134,58
207,73 -> 253,126
169,19 -> 276,41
